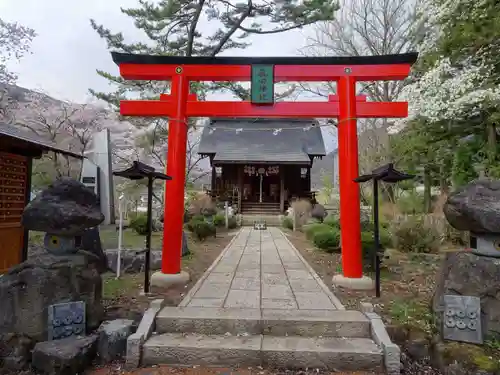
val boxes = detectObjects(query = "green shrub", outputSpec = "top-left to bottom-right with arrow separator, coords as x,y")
304,223 -> 331,240
313,229 -> 340,252
213,213 -> 225,227
361,220 -> 373,232
444,223 -> 469,245
379,227 -> 392,248
191,221 -> 216,241
361,231 -> 378,271
324,215 -> 340,229
396,191 -> 426,214
228,216 -> 238,229
282,216 -> 293,230
186,215 -> 205,232
129,214 -> 149,235
360,218 -> 391,233
360,227 -> 392,271
183,210 -> 193,223
391,216 -> 440,253
191,214 -> 205,222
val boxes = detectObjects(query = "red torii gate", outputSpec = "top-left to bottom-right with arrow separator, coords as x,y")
112,52 -> 417,284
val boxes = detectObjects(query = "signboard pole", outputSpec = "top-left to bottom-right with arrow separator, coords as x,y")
117,194 -> 124,279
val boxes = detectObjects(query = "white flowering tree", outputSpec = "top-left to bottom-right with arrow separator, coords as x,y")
392,0 -> 500,189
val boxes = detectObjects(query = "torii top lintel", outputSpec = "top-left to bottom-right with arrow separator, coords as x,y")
111,52 -> 418,82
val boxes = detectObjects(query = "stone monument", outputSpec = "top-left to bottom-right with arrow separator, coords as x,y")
0,178 -> 106,368
81,128 -> 115,225
433,179 -> 500,342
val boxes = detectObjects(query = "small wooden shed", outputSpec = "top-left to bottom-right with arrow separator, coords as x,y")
0,123 -> 83,273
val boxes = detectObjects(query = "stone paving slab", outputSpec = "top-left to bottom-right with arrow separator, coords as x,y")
181,227 -> 344,310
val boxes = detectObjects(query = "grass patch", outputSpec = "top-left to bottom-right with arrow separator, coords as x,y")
102,273 -> 143,299
29,227 -> 163,250
442,341 -> 500,372
387,298 -> 435,333
99,228 -> 163,249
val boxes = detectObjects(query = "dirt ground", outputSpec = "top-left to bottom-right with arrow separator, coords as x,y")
283,229 -> 441,329
283,229 -> 500,374
88,364 -> 381,375
101,229 -> 238,322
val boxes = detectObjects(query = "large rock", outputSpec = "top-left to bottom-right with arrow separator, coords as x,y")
0,333 -> 35,371
31,335 -> 98,375
80,227 -> 109,273
311,204 -> 327,222
105,232 -> 189,273
443,179 -> 500,233
432,252 -> 500,339
0,254 -> 104,342
106,249 -> 163,274
22,178 -> 105,236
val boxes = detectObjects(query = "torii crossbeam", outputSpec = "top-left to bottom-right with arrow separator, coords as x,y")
112,52 -> 418,287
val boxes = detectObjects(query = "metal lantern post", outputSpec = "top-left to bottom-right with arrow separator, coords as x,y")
117,193 -> 125,279
354,163 -> 414,297
113,161 -> 172,294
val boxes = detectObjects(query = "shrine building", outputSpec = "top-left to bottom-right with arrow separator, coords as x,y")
198,118 -> 325,216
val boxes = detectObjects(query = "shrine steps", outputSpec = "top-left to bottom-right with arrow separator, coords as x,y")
241,214 -> 282,227
142,307 -> 385,372
241,201 -> 281,215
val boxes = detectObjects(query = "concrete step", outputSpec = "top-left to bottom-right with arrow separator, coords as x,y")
242,206 -> 280,210
142,333 -> 383,371
242,202 -> 280,206
241,213 -> 281,217
156,307 -> 371,338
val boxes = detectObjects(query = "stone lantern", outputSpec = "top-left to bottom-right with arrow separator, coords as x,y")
432,179 -> 500,344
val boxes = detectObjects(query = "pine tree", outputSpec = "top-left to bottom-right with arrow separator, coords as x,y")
90,0 -> 337,174
90,0 -> 337,105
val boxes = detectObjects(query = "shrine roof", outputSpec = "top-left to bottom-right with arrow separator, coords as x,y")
198,118 -> 325,164
112,52 -> 418,66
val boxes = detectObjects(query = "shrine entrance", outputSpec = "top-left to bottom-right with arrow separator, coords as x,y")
242,165 -> 280,204
112,52 -> 417,282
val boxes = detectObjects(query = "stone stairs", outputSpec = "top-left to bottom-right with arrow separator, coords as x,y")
241,201 -> 281,215
141,306 -> 387,372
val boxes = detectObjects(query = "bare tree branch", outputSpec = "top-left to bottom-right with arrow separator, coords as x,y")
302,0 -> 420,175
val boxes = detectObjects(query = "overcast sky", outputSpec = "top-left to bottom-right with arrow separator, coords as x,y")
1,0 -> 337,150
1,0 -> 319,101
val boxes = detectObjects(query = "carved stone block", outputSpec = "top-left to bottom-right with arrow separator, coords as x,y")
443,295 -> 482,344
48,301 -> 86,341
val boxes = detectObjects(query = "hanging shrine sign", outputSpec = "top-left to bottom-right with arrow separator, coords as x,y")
251,65 -> 274,104
112,52 -> 417,280
244,165 -> 279,176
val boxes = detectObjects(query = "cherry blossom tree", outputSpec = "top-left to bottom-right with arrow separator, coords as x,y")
16,93 -> 107,186
0,18 -> 36,121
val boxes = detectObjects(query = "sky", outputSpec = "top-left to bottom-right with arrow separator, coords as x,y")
1,0 -> 337,151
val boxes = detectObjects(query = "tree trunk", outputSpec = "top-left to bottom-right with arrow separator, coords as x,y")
423,167 -> 432,213
439,164 -> 449,195
487,122 -> 497,176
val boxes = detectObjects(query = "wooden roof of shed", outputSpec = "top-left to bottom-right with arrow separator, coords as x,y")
0,123 -> 84,159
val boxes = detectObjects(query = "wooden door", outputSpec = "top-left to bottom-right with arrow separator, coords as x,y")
0,152 -> 28,274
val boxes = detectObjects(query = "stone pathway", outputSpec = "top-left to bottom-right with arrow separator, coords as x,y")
179,227 -> 344,310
